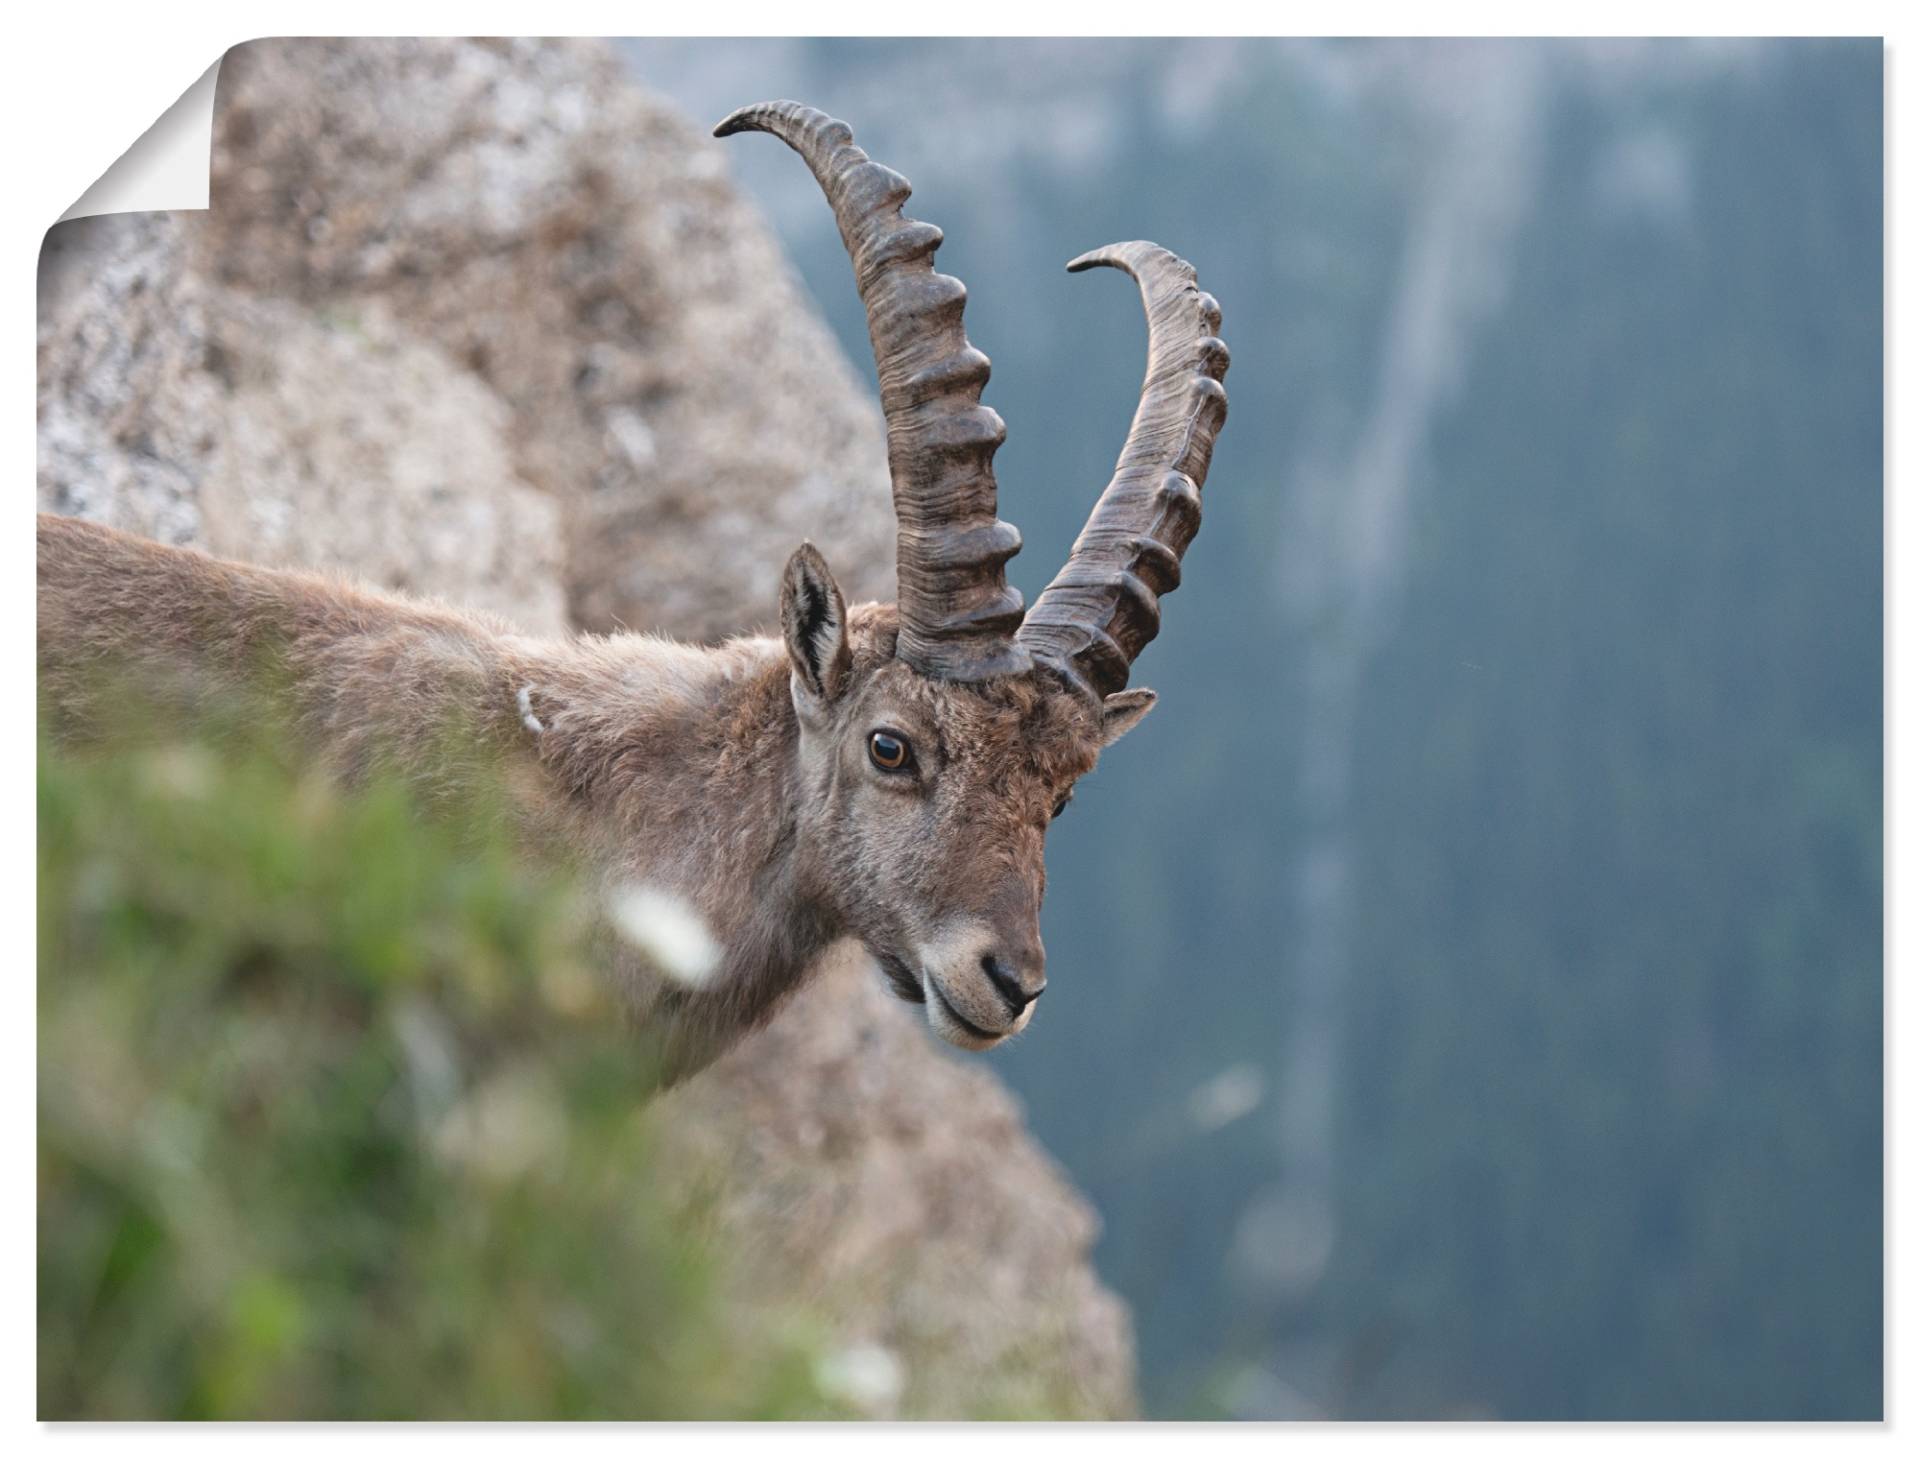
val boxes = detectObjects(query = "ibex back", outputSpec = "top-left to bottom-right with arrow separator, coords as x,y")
37,102 -> 1230,1083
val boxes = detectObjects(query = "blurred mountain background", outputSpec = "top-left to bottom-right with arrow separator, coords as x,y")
624,38 -> 1883,1419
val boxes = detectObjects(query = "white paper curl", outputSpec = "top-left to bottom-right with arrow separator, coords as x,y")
59,57 -> 222,222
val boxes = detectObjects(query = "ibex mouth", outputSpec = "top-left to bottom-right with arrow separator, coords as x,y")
878,950 -> 1008,1049
924,978 -> 1004,1046
875,952 -> 927,1005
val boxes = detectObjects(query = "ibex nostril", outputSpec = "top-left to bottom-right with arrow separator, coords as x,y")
982,954 -> 1045,1012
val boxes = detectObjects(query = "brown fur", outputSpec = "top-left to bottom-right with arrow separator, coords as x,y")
38,515 -> 1154,1081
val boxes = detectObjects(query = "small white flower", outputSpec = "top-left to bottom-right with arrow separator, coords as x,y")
139,744 -> 216,800
815,1342 -> 903,1413
605,883 -> 722,988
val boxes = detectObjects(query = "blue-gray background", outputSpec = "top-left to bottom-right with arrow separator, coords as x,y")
624,38 -> 1883,1420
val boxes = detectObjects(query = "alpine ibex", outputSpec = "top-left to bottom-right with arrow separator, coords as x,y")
37,102 -> 1230,1082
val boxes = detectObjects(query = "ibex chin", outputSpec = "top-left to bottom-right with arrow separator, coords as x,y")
37,102 -> 1230,1083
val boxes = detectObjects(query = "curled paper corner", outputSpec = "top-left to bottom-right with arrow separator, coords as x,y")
59,56 -> 223,223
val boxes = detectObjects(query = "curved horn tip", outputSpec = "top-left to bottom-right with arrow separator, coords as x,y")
1066,243 -> 1133,274
711,105 -> 760,139
1067,240 -> 1192,277
711,100 -> 812,139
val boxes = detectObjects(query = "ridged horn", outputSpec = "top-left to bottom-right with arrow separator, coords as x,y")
715,101 -> 1029,680
1017,242 -> 1229,699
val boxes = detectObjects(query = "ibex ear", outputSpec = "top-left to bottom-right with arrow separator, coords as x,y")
781,543 -> 852,712
1100,687 -> 1157,748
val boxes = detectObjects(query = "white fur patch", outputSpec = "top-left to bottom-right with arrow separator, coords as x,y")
516,684 -> 545,735
606,883 -> 722,988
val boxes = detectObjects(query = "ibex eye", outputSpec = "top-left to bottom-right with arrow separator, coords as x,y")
867,730 -> 913,773
1052,790 -> 1073,820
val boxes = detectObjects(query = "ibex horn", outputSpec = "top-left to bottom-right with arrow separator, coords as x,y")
1017,242 -> 1230,699
715,101 -> 1030,681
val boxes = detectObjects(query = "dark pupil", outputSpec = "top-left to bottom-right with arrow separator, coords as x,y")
871,733 -> 906,769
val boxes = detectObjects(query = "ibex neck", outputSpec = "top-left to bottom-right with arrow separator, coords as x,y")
513,631 -> 832,1067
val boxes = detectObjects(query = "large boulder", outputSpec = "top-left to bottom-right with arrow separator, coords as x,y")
205,36 -> 897,643
37,211 -> 568,633
37,36 -> 1135,1419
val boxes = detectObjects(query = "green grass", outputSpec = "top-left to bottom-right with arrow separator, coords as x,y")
37,721 -> 834,1419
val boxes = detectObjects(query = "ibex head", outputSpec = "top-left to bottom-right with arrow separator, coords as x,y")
719,102 -> 1229,1050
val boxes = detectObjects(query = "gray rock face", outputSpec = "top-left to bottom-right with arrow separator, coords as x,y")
38,213 -> 215,550
659,942 -> 1136,1419
206,36 -> 898,643
37,35 -> 1134,1419
38,211 -> 568,634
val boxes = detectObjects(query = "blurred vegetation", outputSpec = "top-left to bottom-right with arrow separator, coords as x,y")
37,716 -> 835,1419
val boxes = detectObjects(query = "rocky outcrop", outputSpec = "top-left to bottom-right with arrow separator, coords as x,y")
37,212 -> 568,633
205,37 -> 897,643
660,944 -> 1135,1419
37,36 -> 1134,1419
